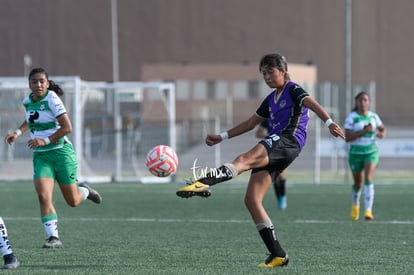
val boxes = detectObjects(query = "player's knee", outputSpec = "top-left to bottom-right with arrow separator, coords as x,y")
244,193 -> 258,209
234,154 -> 254,171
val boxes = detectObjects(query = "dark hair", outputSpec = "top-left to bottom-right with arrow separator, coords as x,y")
28,67 -> 64,96
259,53 -> 290,80
352,91 -> 369,111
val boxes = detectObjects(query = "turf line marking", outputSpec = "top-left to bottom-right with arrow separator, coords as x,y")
3,217 -> 414,225
295,219 -> 414,225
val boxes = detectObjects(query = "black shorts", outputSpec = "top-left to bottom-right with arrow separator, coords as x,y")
252,134 -> 300,179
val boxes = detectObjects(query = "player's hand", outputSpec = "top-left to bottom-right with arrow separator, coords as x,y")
205,134 -> 222,146
27,138 -> 48,149
328,123 -> 345,139
363,123 -> 373,132
4,133 -> 18,145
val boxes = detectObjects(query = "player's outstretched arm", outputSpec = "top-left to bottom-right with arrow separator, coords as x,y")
205,114 -> 262,146
4,121 -> 28,145
303,97 -> 345,139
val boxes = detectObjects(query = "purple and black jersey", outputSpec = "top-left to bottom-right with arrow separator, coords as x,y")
256,81 -> 310,149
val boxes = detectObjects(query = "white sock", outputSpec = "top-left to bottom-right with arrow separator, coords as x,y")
255,218 -> 273,231
0,217 -> 13,256
224,163 -> 238,177
78,186 -> 89,200
364,184 -> 374,211
43,219 -> 59,238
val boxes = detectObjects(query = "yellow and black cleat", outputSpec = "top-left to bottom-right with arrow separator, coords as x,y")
258,254 -> 289,268
350,205 -> 360,221
176,181 -> 211,198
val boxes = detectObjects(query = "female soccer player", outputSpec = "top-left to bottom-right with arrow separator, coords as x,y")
0,217 -> 19,269
4,68 -> 102,248
177,53 -> 345,267
344,91 -> 386,221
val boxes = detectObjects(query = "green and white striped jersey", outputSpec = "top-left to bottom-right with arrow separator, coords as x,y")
23,90 -> 70,152
344,110 -> 383,154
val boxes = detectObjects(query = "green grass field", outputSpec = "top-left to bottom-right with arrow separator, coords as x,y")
1,180 -> 413,274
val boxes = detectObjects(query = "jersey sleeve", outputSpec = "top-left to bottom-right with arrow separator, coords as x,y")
290,84 -> 310,105
255,95 -> 270,118
344,113 -> 354,130
374,113 -> 383,128
259,119 -> 268,128
49,92 -> 67,117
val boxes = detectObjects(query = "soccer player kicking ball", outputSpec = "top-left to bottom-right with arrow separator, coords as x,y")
177,53 -> 345,268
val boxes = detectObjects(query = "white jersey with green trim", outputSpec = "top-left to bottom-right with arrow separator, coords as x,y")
344,110 -> 383,148
23,90 -> 70,152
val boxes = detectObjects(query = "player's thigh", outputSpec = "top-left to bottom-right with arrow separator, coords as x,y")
262,135 -> 299,169
364,151 -> 379,180
54,144 -> 78,184
365,150 -> 379,165
33,152 -> 55,180
348,153 -> 364,173
234,143 -> 269,172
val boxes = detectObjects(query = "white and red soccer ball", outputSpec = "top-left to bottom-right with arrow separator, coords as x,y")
146,145 -> 178,177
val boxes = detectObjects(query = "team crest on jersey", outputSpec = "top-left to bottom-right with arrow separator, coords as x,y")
279,100 -> 286,108
39,102 -> 46,111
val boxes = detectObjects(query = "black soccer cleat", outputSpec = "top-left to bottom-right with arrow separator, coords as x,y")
79,182 -> 102,204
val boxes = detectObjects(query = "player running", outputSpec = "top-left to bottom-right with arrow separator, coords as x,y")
4,68 -> 102,249
345,91 -> 386,220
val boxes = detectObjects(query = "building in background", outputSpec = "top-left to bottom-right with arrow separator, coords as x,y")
0,0 -> 412,125
141,63 -> 317,124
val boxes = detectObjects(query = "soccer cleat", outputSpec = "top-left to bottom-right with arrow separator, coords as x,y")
350,205 -> 360,221
278,196 -> 287,210
364,210 -> 374,220
3,254 -> 19,269
176,181 -> 211,198
78,182 -> 102,204
43,236 -> 63,248
258,254 -> 289,268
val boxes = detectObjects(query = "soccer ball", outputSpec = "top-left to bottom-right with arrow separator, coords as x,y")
146,145 -> 178,177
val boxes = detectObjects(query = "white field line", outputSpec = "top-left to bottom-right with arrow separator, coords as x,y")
3,217 -> 414,225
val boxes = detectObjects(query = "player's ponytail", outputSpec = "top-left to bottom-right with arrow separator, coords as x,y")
48,80 -> 64,97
